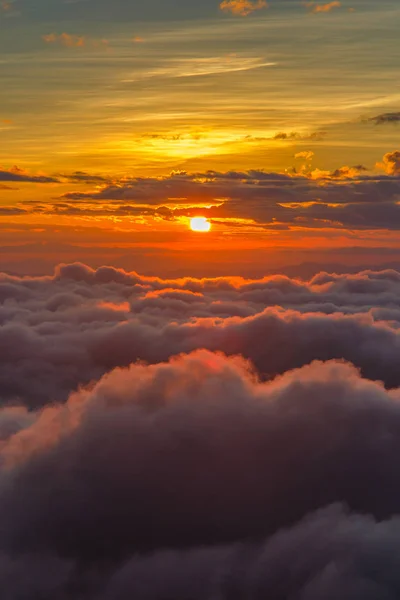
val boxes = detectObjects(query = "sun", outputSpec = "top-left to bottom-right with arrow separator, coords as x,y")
190,216 -> 211,232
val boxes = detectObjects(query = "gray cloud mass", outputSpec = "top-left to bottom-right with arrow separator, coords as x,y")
1,263 -> 400,597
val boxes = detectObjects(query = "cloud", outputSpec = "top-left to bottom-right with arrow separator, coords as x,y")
53,160 -> 400,231
1,348 -> 400,595
295,151 -> 315,161
2,263 -> 400,408
305,1 -> 341,13
273,130 -> 327,141
377,151 -> 400,176
0,262 -> 400,594
0,166 -> 57,183
57,170 -> 113,184
219,0 -> 267,17
0,0 -> 19,16
42,33 -> 109,49
367,112 -> 400,125
0,206 -> 26,215
303,164 -> 368,179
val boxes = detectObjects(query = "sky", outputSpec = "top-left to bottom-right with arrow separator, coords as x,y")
0,0 -> 399,275
3,4 -> 400,598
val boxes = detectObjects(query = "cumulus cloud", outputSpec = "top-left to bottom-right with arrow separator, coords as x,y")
0,262 -> 400,595
329,164 -> 368,178
2,263 -> 400,407
377,151 -> 400,176
294,151 -> 314,161
1,347 -> 400,596
219,0 -> 267,17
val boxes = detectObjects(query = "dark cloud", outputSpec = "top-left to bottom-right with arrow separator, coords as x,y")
58,171 -> 114,185
54,161 -> 400,230
273,130 -> 327,141
0,167 -> 57,183
368,112 -> 400,125
1,262 -> 400,595
97,505 -> 400,599
330,164 -> 368,178
0,206 -> 27,215
1,352 -> 400,596
2,263 -> 400,407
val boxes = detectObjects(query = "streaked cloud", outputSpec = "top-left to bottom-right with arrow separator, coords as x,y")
22,156 -> 392,232
0,166 -> 57,183
273,131 -> 327,141
42,33 -> 109,49
368,112 -> 400,125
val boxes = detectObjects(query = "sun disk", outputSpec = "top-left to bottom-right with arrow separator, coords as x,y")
190,217 -> 211,232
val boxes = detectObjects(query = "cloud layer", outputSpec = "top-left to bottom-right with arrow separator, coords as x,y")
1,263 -> 400,596
48,163 -> 400,231
2,263 -> 400,408
2,344 -> 400,596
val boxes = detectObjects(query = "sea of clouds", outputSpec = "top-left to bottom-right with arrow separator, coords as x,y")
1,263 -> 400,598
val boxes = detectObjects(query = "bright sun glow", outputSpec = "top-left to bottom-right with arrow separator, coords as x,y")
190,217 -> 211,232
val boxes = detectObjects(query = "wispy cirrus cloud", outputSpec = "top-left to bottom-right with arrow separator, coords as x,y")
42,32 -> 109,49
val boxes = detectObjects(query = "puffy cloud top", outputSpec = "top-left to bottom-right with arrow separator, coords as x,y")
2,263 -> 400,407
1,263 -> 400,597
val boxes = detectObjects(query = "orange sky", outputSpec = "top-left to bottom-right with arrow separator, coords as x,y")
1,0 -> 400,275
